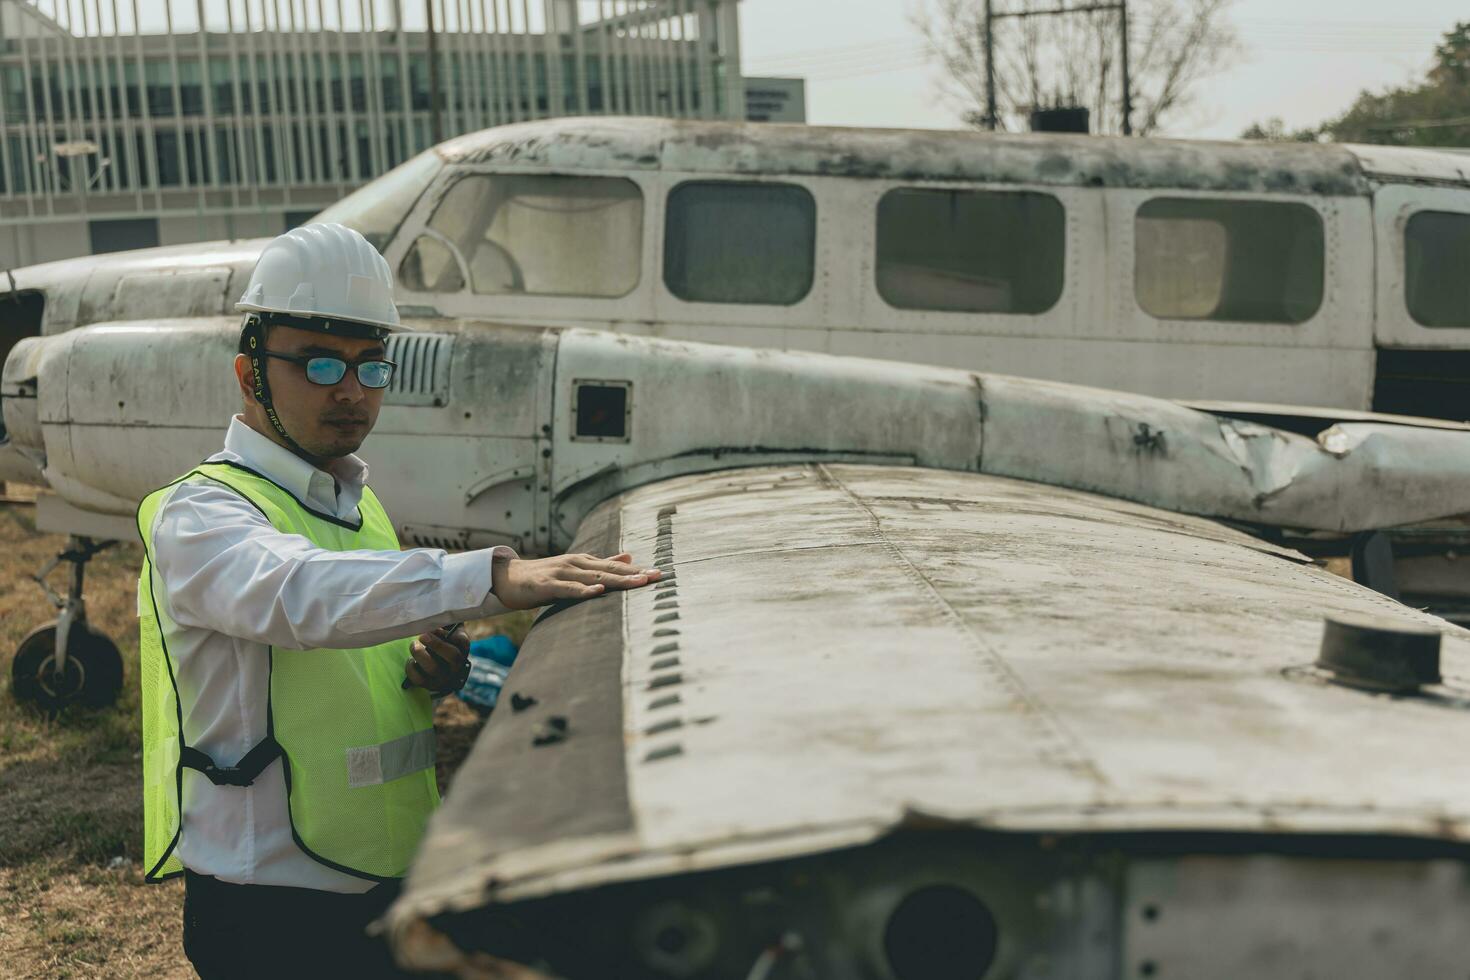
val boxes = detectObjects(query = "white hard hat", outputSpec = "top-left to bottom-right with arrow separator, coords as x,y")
236,222 -> 403,332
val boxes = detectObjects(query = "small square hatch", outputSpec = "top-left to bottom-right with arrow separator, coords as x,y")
572,380 -> 632,443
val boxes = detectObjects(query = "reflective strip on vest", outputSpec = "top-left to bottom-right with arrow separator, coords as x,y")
347,728 -> 437,788
137,461 -> 440,883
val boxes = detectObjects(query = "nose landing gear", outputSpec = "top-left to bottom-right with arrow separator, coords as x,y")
10,536 -> 123,712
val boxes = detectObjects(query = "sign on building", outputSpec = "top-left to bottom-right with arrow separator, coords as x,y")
746,77 -> 807,124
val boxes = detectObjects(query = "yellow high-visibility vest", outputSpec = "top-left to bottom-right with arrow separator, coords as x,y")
136,461 -> 439,883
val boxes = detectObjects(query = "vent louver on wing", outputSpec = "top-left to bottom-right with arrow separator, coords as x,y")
385,332 -> 454,407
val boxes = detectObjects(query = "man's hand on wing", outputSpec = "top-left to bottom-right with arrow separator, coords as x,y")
493,552 -> 660,610
404,624 -> 470,692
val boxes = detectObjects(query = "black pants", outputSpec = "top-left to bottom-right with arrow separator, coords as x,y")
182,869 -> 405,979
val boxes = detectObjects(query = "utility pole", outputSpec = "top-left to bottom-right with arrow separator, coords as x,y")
425,0 -> 442,143
984,0 -> 998,131
1119,0 -> 1132,135
986,1 -> 1133,135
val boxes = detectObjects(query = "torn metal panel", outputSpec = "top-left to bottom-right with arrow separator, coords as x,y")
975,372 -> 1470,533
1184,400 -> 1470,436
388,463 -> 1470,954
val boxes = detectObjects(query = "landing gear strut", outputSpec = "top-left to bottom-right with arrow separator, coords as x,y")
11,536 -> 123,712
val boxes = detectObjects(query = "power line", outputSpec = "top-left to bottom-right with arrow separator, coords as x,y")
744,39 -> 921,73
743,13 -> 1458,88
745,17 -> 1452,72
1367,114 -> 1470,132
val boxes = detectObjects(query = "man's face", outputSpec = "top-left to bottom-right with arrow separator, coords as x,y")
234,324 -> 387,461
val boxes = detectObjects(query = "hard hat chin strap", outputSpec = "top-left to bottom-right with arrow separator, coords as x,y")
241,315 -> 311,459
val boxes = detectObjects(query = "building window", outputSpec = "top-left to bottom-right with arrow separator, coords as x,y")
400,174 -> 642,298
89,217 -> 159,255
664,181 -> 815,305
1405,211 -> 1470,328
1135,198 -> 1324,324
876,188 -> 1064,314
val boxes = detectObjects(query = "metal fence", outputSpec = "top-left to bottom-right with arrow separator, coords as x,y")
0,0 -> 742,216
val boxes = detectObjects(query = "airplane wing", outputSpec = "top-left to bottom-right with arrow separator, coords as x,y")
386,462 -> 1470,979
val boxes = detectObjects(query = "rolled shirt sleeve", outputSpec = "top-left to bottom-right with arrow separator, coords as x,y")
152,481 -> 516,650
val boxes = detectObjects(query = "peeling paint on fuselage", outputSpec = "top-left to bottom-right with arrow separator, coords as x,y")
6,118 -> 1459,343
437,118 -> 1374,195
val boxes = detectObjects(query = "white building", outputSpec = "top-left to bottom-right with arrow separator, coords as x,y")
0,0 -> 747,266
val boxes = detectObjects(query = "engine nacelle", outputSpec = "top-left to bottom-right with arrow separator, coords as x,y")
8,318 -> 1470,558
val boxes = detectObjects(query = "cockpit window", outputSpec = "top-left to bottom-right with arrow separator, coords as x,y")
400,174 -> 643,298
310,150 -> 445,251
399,234 -> 466,294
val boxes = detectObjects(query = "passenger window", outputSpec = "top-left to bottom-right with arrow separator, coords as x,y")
875,188 -> 1064,314
1136,198 -> 1324,324
1405,211 -> 1470,328
408,174 -> 642,297
664,181 -> 816,305
399,234 -> 465,293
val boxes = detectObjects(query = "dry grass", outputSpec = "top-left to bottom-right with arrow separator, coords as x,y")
0,500 -> 532,978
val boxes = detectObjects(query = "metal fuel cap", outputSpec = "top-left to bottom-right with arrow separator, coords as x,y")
1317,616 -> 1442,694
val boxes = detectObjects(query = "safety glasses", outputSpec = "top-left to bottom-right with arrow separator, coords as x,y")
260,351 -> 396,389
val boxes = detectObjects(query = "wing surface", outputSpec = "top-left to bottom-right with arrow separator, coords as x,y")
395,463 -> 1470,922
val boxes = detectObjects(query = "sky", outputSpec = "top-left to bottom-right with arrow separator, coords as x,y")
738,0 -> 1469,139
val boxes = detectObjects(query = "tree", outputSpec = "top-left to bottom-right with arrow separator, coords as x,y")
1239,117 -> 1319,143
1242,22 -> 1470,147
912,0 -> 1241,136
1322,21 -> 1470,147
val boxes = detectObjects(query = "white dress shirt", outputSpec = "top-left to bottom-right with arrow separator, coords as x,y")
146,416 -> 515,892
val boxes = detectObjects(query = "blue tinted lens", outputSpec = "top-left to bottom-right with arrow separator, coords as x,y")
304,357 -> 348,385
356,361 -> 394,389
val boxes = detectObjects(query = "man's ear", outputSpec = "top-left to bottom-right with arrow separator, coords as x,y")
234,353 -> 255,402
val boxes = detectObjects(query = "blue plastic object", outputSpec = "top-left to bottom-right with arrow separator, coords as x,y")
470,634 -> 519,667
456,635 -> 520,715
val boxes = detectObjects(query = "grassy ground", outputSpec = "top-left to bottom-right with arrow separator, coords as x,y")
0,500 -> 532,978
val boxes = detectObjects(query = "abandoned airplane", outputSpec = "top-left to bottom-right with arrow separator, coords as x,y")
2,117 -> 1470,421
4,119 -> 1470,977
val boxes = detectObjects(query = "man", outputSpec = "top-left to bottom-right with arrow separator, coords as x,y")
136,223 -> 658,977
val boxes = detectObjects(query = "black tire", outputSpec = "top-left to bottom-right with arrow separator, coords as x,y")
10,621 -> 124,712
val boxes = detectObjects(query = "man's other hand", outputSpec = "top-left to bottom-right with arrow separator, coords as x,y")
405,624 -> 470,692
493,552 -> 660,610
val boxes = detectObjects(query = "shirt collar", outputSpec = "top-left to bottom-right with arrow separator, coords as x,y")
220,416 -> 370,507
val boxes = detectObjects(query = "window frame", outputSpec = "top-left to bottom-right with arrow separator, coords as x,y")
384,165 -> 659,323
1100,187 -> 1358,354
406,170 -> 647,301
1371,185 -> 1470,349
1403,209 -> 1470,329
873,185 -> 1068,317
1132,195 -> 1327,326
847,178 -> 1090,341
661,178 -> 820,308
